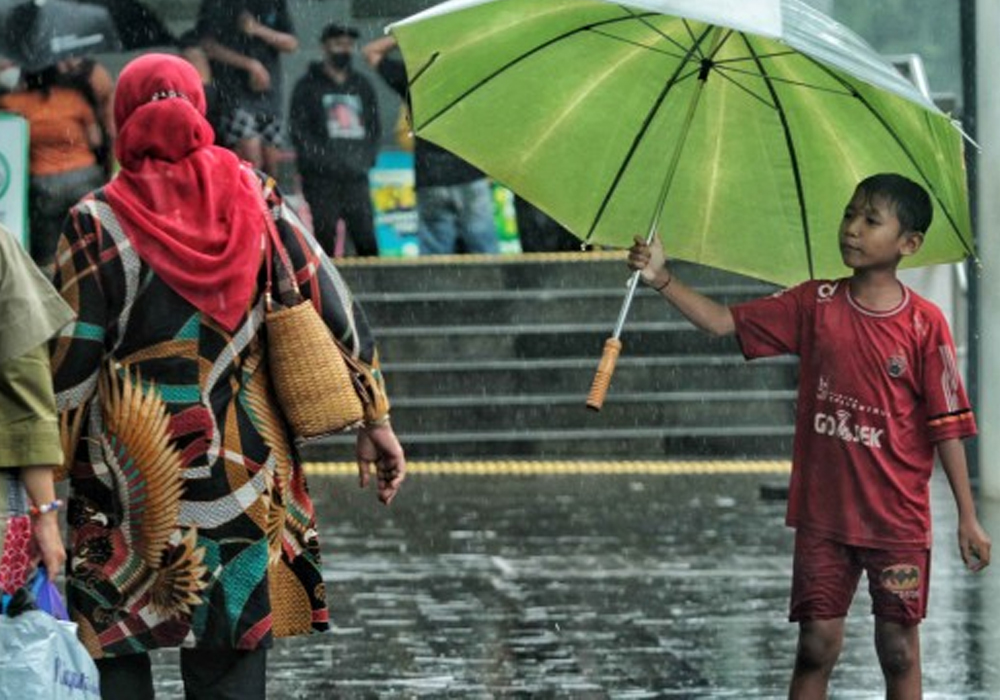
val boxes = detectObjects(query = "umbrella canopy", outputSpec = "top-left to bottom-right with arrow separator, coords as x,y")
390,0 -> 974,287
0,0 -> 121,71
86,0 -> 174,51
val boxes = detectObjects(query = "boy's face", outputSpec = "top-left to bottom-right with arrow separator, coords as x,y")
838,188 -> 922,272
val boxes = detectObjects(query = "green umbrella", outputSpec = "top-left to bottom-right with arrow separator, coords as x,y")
390,0 -> 975,405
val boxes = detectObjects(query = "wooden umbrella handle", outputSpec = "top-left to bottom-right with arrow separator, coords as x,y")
586,337 -> 622,411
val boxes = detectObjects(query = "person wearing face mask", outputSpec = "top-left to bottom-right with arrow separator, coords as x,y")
0,58 -> 22,94
289,23 -> 381,257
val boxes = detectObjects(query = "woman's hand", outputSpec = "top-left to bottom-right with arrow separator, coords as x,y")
31,511 -> 66,581
356,422 -> 406,505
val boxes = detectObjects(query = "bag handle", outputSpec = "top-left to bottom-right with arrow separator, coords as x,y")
254,174 -> 301,311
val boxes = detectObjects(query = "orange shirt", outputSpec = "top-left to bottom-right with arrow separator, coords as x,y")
0,87 -> 97,176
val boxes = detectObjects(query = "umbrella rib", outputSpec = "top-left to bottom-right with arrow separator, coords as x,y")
680,19 -> 707,60
588,27 -> 691,63
617,6 -> 696,58
584,24 -> 720,242
716,65 -> 854,97
714,50 -> 797,65
707,65 -> 778,112
741,36 -> 815,280
799,57 -> 976,259
410,12 -> 663,132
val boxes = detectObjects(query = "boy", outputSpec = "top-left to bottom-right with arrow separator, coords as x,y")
627,173 -> 991,698
289,23 -> 381,257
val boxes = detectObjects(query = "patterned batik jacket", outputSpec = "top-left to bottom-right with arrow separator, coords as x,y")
51,172 -> 387,657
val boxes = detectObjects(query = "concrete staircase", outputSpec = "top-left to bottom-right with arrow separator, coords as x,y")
300,252 -> 797,462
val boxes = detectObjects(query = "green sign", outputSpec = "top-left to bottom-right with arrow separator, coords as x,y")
0,115 -> 28,247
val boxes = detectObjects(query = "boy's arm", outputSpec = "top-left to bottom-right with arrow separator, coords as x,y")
200,37 -> 271,92
238,10 -> 298,53
938,437 -> 991,571
628,235 -> 735,336
362,35 -> 398,70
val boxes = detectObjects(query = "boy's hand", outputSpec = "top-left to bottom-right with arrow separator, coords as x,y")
246,59 -> 271,92
958,518 -> 991,572
627,235 -> 670,288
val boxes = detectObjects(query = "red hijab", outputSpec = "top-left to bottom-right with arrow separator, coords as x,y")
104,53 -> 263,332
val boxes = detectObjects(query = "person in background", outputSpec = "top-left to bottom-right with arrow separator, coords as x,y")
0,65 -> 105,275
289,23 -> 381,257
628,173 -> 991,698
0,56 -> 22,95
49,53 -> 405,700
0,223 -> 73,588
56,57 -> 116,177
363,35 -> 498,256
196,0 -> 297,175
514,195 -> 586,253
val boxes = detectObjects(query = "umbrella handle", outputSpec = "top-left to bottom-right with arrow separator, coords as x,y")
586,337 -> 623,411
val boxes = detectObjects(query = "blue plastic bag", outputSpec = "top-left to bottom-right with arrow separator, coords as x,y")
28,566 -> 68,620
0,579 -> 100,699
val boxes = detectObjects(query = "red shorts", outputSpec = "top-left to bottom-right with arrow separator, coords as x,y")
790,529 -> 929,626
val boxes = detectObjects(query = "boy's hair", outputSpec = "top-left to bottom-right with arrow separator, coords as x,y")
857,173 -> 933,234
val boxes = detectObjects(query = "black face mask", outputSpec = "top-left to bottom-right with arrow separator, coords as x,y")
327,52 -> 352,70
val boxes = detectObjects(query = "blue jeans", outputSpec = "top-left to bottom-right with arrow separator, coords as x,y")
417,179 -> 499,254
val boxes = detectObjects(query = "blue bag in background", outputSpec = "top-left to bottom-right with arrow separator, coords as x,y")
28,565 -> 68,620
0,571 -> 100,699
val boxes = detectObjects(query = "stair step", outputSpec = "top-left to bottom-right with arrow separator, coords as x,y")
358,284 -> 774,327
299,425 -> 795,460
386,390 -> 796,432
337,252 -> 774,292
374,322 -> 742,361
382,355 -> 797,396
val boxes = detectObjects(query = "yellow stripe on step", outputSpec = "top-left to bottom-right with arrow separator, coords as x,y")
304,460 -> 791,476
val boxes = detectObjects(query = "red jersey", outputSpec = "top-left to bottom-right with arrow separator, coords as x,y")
731,279 -> 976,548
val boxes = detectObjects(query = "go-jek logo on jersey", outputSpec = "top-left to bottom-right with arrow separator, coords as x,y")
814,409 -> 884,448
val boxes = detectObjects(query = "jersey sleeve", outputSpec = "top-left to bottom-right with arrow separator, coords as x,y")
921,308 -> 976,442
730,282 -> 810,359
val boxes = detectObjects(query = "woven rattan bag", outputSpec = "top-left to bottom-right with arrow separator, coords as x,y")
261,200 -> 365,440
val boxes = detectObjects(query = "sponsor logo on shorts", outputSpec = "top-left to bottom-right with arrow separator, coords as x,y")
880,564 -> 921,600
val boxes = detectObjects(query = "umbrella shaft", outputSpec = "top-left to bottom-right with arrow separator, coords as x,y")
645,26 -> 722,246
612,271 -> 643,339
612,27 -> 723,341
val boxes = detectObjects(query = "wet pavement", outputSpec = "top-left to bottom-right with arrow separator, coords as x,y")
148,467 -> 1000,698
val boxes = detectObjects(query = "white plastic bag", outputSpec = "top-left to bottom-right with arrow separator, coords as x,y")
0,610 -> 100,699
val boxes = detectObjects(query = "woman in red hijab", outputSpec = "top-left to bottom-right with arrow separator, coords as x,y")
49,53 -> 405,700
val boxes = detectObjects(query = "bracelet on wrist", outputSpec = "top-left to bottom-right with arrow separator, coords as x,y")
29,499 -> 64,517
365,414 -> 391,428
653,270 -> 673,292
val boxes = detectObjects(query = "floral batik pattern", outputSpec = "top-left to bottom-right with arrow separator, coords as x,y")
51,173 -> 382,657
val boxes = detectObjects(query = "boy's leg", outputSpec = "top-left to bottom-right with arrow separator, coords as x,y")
258,114 -> 286,180
417,186 -> 459,254
788,529 -> 861,699
874,619 -> 922,700
789,618 -> 845,699
863,548 -> 929,699
302,177 -> 341,257
218,107 -> 264,171
341,178 -> 379,257
455,178 -> 499,254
